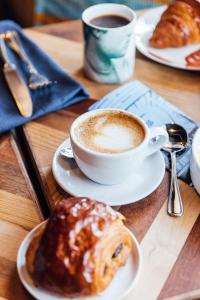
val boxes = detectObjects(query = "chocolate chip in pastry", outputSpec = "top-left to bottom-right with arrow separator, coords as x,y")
26,197 -> 132,297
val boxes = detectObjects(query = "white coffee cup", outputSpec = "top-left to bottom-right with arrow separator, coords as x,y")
190,128 -> 200,195
70,109 -> 168,185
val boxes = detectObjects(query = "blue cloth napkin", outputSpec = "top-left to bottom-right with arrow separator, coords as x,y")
89,81 -> 199,184
0,20 -> 89,134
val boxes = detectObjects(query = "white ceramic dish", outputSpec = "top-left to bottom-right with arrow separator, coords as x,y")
17,221 -> 142,300
135,6 -> 200,71
52,138 -> 165,206
190,128 -> 200,195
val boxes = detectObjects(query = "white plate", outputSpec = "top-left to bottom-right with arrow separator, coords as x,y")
17,221 -> 141,300
135,6 -> 200,71
52,138 -> 165,206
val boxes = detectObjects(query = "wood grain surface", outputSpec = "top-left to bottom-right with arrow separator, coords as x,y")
18,13 -> 200,299
0,134 -> 42,300
34,20 -> 83,42
159,214 -> 200,299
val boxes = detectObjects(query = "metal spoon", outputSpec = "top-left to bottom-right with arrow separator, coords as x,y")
60,147 -> 74,158
163,124 -> 188,217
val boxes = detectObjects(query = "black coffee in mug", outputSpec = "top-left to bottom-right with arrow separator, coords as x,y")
90,14 -> 130,28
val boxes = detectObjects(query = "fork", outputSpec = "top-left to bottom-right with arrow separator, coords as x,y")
4,31 -> 52,90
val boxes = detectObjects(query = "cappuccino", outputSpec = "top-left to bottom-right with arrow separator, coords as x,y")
74,111 -> 145,154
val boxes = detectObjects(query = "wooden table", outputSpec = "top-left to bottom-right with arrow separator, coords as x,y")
0,134 -> 42,299
0,11 -> 200,300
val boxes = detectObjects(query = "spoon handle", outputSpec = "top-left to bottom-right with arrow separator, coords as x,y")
168,152 -> 183,217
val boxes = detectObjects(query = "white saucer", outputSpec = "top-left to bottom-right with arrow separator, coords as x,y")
52,138 -> 165,206
135,6 -> 200,71
17,221 -> 141,300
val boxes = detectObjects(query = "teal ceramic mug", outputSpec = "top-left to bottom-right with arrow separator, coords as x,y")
82,4 -> 137,84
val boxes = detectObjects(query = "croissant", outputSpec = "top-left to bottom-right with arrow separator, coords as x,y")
186,48 -> 200,66
150,0 -> 200,48
26,197 -> 132,297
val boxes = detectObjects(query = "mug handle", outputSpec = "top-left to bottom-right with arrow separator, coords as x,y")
146,127 -> 169,156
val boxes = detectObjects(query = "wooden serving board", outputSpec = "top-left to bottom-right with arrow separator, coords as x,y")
0,134 -> 42,300
18,27 -> 200,300
21,100 -> 200,300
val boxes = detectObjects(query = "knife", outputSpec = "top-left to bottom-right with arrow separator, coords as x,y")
0,35 -> 33,118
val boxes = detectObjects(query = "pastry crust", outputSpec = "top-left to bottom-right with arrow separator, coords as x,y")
186,48 -> 200,66
150,0 -> 200,48
26,198 -> 132,297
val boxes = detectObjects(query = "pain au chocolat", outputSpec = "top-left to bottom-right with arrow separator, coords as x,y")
26,197 -> 132,297
150,0 -> 200,48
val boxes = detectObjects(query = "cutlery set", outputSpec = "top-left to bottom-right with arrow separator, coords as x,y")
0,31 -> 52,117
163,124 -> 188,217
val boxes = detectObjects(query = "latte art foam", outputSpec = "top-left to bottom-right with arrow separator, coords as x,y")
75,111 -> 145,154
